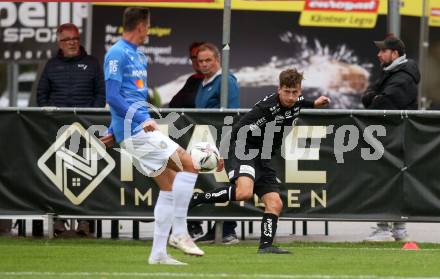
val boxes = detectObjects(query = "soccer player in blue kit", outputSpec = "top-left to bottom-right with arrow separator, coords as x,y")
104,7 -> 222,265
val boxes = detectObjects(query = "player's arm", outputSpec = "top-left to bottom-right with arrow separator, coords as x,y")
142,119 -> 159,132
99,132 -> 115,148
300,96 -> 330,108
216,158 -> 225,172
313,96 -> 331,108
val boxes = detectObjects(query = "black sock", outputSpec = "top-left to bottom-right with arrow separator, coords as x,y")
197,185 -> 236,204
259,213 -> 278,249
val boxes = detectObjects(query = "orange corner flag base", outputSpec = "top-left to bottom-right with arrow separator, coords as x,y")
402,242 -> 420,250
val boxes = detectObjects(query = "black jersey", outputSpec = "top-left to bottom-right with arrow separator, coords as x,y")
230,93 -> 314,157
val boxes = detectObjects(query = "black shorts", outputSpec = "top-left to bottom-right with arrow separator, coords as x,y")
225,156 -> 280,199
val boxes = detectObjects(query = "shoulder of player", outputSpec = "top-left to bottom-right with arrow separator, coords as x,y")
255,93 -> 277,107
242,93 -> 276,120
105,44 -> 128,64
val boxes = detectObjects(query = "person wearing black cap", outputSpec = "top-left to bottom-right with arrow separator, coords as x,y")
362,35 -> 420,110
363,35 -> 419,242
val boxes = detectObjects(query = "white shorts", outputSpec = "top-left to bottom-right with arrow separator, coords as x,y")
120,130 -> 179,176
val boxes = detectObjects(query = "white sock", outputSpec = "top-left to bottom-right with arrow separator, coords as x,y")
171,172 -> 198,236
150,191 -> 174,259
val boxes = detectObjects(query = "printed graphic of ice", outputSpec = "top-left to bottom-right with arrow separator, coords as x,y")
157,32 -> 372,109
235,32 -> 372,108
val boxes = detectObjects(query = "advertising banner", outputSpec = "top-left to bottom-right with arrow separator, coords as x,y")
430,0 -> 440,27
0,2 -> 88,61
299,0 -> 380,28
1,109 -> 440,222
91,5 -> 387,109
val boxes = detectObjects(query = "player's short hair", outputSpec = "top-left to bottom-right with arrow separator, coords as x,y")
56,23 -> 79,36
279,68 -> 304,88
123,7 -> 150,32
197,43 -> 221,60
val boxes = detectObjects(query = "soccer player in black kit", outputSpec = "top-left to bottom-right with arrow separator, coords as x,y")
190,68 -> 331,253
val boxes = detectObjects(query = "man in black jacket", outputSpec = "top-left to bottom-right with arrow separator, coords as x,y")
37,23 -> 105,107
362,35 -> 420,110
363,35 -> 419,242
36,23 -> 105,237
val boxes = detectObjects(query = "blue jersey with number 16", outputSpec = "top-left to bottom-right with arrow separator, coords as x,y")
104,39 -> 151,143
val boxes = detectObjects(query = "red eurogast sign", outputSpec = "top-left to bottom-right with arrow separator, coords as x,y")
304,0 -> 379,13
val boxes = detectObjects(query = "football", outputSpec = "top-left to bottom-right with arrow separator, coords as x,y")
189,142 -> 220,171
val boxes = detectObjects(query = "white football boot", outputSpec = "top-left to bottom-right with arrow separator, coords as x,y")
148,254 -> 187,265
169,234 -> 205,256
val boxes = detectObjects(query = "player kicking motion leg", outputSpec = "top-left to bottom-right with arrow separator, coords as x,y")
190,69 -> 330,253
104,7 -> 222,265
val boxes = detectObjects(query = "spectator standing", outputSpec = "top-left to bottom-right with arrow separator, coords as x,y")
193,43 -> 240,244
37,23 -> 105,107
362,35 -> 420,242
36,23 -> 105,237
195,43 -> 239,108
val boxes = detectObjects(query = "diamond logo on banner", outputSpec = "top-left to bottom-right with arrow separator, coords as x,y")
38,122 -> 115,205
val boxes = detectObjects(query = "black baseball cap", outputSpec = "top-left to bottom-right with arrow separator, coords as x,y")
374,36 -> 406,55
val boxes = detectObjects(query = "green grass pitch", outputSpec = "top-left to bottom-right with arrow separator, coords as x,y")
1,237 -> 440,278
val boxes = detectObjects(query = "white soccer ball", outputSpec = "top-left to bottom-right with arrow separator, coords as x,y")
189,142 -> 220,171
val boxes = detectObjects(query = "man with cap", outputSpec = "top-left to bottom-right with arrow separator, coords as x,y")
363,34 -> 420,242
362,34 -> 420,110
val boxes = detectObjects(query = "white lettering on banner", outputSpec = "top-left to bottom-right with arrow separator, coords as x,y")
142,46 -> 172,55
287,190 -> 326,208
135,188 -> 152,206
104,25 -> 187,66
361,125 -> 386,161
333,125 -> 359,163
3,27 -> 57,43
432,9 -> 440,16
0,3 -> 16,26
287,190 -> 300,207
311,190 -> 326,208
119,188 -> 153,206
117,187 -> 326,208
307,0 -> 377,12
19,2 -> 45,27
153,55 -> 189,66
284,126 -> 327,184
114,123 -> 385,189
3,49 -> 53,60
0,3 -> 87,27
1,2 -> 87,45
